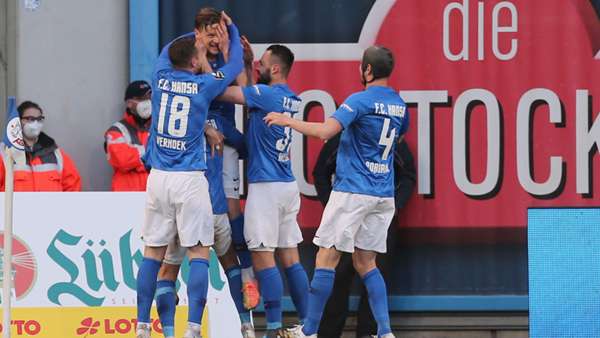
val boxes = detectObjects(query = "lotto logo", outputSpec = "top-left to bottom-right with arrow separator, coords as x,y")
76,317 -> 162,336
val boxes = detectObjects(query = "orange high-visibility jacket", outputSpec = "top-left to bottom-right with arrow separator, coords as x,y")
0,133 -> 82,191
104,113 -> 149,191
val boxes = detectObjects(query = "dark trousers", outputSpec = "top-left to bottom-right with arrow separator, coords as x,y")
317,226 -> 397,338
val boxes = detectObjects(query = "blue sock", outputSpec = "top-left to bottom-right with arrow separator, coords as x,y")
155,280 -> 176,337
363,268 -> 392,336
302,268 -> 335,335
187,258 -> 209,325
285,263 -> 309,323
136,257 -> 161,324
225,266 -> 251,323
256,266 -> 283,330
230,215 -> 252,269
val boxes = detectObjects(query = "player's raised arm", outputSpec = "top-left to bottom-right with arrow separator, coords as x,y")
264,113 -> 342,141
217,86 -> 246,105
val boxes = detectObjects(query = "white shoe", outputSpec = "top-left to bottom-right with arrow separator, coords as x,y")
380,334 -> 395,338
135,322 -> 151,338
285,325 -> 316,338
182,323 -> 202,338
241,322 -> 256,338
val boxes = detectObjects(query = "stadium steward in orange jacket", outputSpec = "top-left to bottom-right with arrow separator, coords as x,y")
104,80 -> 151,191
0,100 -> 81,191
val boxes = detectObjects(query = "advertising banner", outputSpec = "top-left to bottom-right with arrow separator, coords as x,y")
0,192 -> 241,337
158,0 -> 600,230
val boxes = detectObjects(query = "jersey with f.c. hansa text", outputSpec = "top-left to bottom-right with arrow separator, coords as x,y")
331,85 -> 409,198
205,113 -> 228,215
209,54 -> 236,126
143,24 -> 243,172
241,84 -> 302,183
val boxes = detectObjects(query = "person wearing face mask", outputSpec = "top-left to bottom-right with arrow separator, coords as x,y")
104,80 -> 151,191
0,100 -> 81,191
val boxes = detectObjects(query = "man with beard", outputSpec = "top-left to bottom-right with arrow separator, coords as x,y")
218,44 -> 310,338
265,45 -> 408,338
104,80 -> 151,191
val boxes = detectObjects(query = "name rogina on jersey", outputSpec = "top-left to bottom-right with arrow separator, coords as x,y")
374,102 -> 405,117
157,79 -> 199,95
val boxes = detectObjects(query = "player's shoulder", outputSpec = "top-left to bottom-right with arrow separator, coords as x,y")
340,90 -> 370,111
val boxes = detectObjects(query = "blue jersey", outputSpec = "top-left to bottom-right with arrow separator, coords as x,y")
209,55 -> 236,126
242,84 -> 302,183
143,24 -> 243,172
331,86 -> 409,197
205,114 -> 228,215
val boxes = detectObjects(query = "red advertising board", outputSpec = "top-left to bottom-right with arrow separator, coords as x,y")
288,0 -> 600,229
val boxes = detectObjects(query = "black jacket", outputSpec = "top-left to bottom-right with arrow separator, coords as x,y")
312,134 -> 416,210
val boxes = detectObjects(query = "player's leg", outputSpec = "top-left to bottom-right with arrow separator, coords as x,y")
317,252 -> 355,338
277,248 -> 309,325
353,249 -> 391,338
223,144 -> 259,309
184,245 -> 211,338
245,183 -> 285,336
353,197 -> 396,338
292,191 -> 368,337
176,172 -> 215,338
137,170 -> 174,337
136,245 -> 168,338
276,183 -> 309,325
213,214 -> 255,337
252,250 -> 285,336
156,240 -> 185,338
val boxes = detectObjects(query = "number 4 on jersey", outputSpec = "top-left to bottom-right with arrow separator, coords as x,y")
379,118 -> 396,160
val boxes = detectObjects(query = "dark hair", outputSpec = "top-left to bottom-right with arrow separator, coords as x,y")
361,46 -> 394,80
169,37 -> 198,69
17,101 -> 43,118
194,7 -> 221,31
266,44 -> 295,77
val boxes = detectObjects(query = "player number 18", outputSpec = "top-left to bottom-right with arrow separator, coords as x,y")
157,93 -> 190,137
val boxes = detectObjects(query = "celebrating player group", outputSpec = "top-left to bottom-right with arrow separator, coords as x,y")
135,7 -> 408,338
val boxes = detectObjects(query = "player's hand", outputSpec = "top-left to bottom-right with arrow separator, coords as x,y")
241,35 -> 254,66
264,112 -> 291,127
213,21 -> 229,60
205,125 -> 225,157
216,22 -> 230,57
221,11 -> 233,26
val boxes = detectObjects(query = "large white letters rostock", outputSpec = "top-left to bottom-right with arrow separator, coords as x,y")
243,87 -> 598,198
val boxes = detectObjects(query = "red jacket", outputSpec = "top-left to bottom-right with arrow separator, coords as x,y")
0,133 -> 81,191
104,113 -> 149,191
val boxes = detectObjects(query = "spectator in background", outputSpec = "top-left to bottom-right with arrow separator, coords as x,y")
104,80 -> 151,191
0,100 -> 81,191
313,135 -> 416,338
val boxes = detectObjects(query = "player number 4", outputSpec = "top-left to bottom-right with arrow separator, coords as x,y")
157,93 -> 190,137
379,118 -> 396,161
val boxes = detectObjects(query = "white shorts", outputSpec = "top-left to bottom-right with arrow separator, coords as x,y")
222,145 -> 240,199
314,191 -> 395,253
163,213 -> 232,265
245,181 -> 303,251
142,169 -> 214,248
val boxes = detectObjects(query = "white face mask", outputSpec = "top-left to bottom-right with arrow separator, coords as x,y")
136,100 -> 152,119
23,120 -> 43,139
